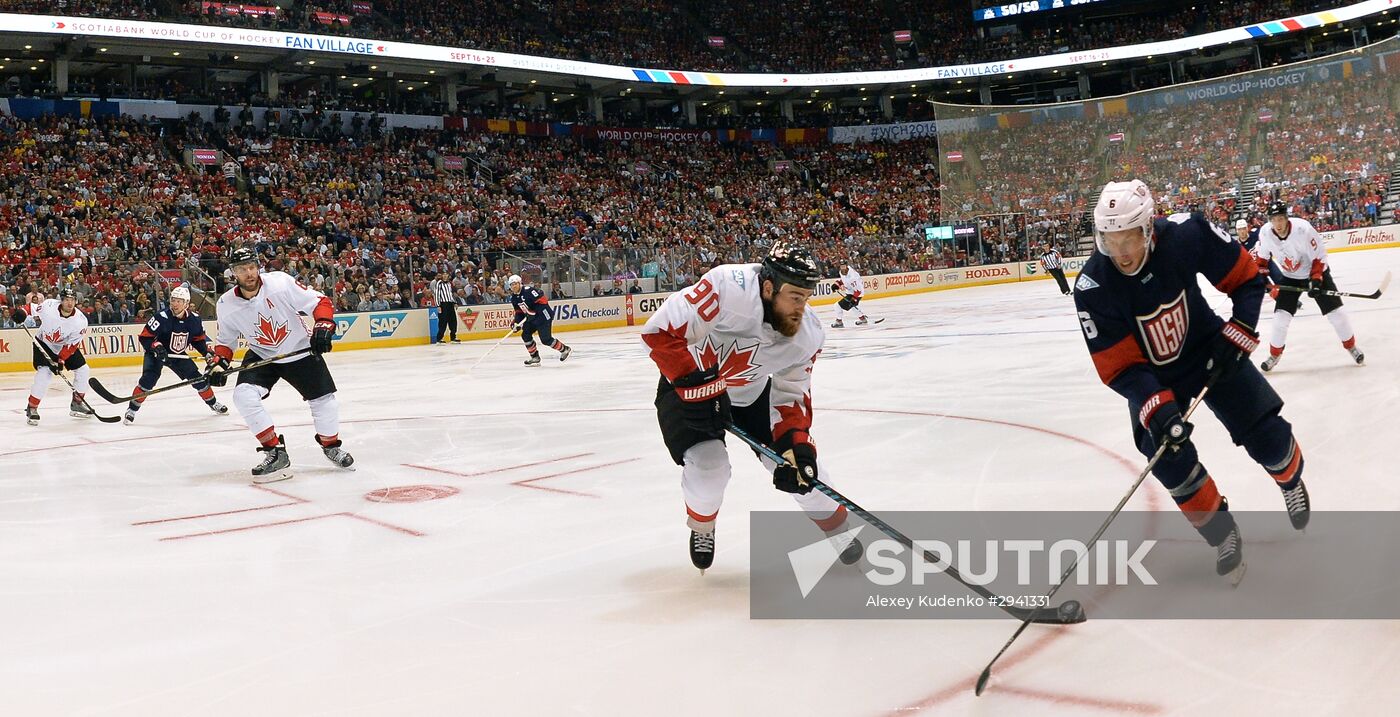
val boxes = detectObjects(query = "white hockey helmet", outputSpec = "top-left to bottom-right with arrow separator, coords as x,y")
170,286 -> 192,303
507,274 -> 522,289
1234,218 -> 1249,230
1093,179 -> 1156,276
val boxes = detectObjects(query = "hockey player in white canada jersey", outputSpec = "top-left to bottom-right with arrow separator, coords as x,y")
831,262 -> 870,328
10,287 -> 95,424
1253,200 -> 1364,371
642,243 -> 863,572
206,247 -> 354,480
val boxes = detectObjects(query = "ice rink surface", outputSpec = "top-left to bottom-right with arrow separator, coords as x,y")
3,249 -> 1399,716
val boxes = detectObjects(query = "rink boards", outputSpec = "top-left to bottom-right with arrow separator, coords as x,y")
2,222 -> 1396,373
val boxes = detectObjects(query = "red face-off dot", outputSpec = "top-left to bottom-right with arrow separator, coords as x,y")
363,485 -> 460,503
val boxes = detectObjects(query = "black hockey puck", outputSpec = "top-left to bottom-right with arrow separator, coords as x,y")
1059,600 -> 1085,623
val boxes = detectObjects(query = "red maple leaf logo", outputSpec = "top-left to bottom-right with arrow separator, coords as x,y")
773,397 -> 813,439
693,338 -> 761,388
253,314 -> 289,347
42,329 -> 63,345
1281,256 -> 1302,273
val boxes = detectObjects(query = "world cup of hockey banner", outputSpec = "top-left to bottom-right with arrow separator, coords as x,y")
570,126 -> 718,143
752,511 -> 1400,619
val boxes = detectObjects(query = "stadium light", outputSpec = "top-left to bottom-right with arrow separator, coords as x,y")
99,48 -> 107,52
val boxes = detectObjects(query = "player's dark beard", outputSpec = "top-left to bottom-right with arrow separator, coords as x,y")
762,295 -> 801,338
237,274 -> 261,298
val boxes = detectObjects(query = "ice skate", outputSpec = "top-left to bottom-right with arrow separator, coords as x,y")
1349,346 -> 1365,365
69,397 -> 93,419
1216,524 -> 1246,587
690,527 -> 715,573
320,437 -> 355,470
1281,479 -> 1310,531
559,345 -> 572,362
524,355 -> 541,367
251,437 -> 293,483
25,406 -> 39,426
1260,354 -> 1281,372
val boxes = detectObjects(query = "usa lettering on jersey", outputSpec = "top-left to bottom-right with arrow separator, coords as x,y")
1137,291 -> 1190,365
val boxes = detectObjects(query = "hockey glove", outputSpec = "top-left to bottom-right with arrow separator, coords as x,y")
1208,320 -> 1259,384
205,354 -> 231,387
310,319 -> 335,354
1307,260 -> 1326,298
672,366 -> 730,437
1267,283 -> 1280,300
772,433 -> 817,495
149,342 -> 169,364
1140,390 -> 1193,452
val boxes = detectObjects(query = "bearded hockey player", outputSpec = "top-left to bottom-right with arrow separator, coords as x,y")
642,242 -> 862,573
1073,180 -> 1310,586
124,286 -> 229,424
1253,200 -> 1364,371
11,288 -> 93,425
206,248 -> 353,480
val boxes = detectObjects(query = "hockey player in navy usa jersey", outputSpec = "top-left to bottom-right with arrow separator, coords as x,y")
124,286 -> 228,425
508,274 -> 571,366
1074,180 -> 1310,585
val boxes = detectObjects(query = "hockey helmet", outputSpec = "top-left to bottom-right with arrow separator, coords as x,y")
1235,218 -> 1249,230
1266,200 -> 1289,217
1093,180 -> 1156,276
170,286 -> 192,303
761,242 -> 821,291
228,246 -> 259,267
507,274 -> 523,289
57,287 -> 76,301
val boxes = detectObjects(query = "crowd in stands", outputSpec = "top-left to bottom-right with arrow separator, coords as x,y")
1,43 -> 1397,327
0,0 -> 1364,74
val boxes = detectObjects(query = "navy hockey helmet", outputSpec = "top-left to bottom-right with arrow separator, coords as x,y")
760,242 -> 821,291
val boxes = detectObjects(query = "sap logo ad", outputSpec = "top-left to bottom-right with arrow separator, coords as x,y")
334,316 -> 358,340
369,313 -> 407,338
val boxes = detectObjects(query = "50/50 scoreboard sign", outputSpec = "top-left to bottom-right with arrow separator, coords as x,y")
974,0 -> 1120,22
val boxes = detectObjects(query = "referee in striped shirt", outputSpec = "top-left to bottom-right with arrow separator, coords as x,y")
1040,245 -> 1071,295
431,271 -> 460,344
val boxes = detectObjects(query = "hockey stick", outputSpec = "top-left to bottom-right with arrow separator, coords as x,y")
974,380 -> 1213,696
725,423 -> 1082,625
20,325 -> 121,423
833,291 -> 885,324
465,322 -> 523,374
1273,270 -> 1390,300
88,347 -> 312,404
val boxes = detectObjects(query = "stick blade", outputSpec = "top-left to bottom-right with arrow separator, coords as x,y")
975,668 -> 992,696
1375,270 -> 1391,299
88,377 -> 127,404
